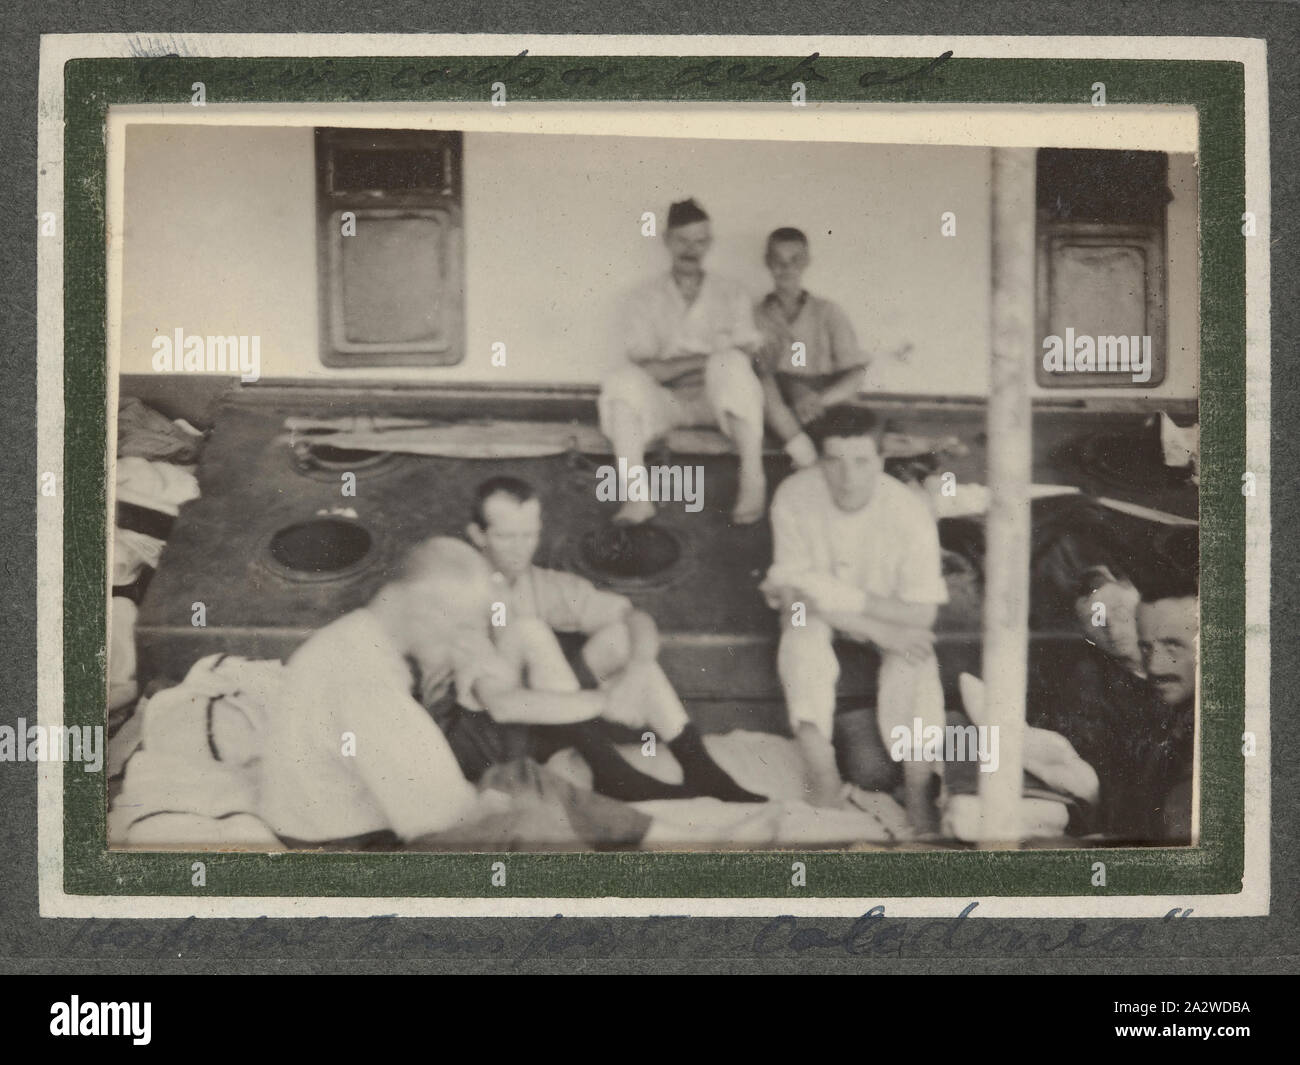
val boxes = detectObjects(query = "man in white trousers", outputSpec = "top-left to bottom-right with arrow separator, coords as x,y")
761,405 -> 948,831
598,197 -> 768,525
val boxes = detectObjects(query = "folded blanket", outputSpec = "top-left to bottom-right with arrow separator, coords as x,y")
112,456 -> 201,585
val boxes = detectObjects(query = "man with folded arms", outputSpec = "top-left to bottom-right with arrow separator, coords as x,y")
753,226 -> 872,470
761,405 -> 948,831
598,198 -> 768,525
452,475 -> 764,804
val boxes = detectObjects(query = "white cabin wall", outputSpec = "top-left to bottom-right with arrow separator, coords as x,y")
120,124 -> 319,379
119,124 -> 1197,400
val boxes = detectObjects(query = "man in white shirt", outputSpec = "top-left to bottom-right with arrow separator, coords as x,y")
761,406 -> 948,830
598,198 -> 768,525
261,537 -> 654,849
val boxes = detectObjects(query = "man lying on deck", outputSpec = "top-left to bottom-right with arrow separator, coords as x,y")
1028,564 -> 1155,840
259,537 -> 776,851
452,475 -> 764,803
1132,569 -> 1198,843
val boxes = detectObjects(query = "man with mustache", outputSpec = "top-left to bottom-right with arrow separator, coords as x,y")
598,198 -> 768,525
1134,570 -> 1198,843
1028,563 -> 1198,844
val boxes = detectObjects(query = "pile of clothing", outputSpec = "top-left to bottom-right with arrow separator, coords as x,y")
110,397 -> 205,714
108,654 -> 285,850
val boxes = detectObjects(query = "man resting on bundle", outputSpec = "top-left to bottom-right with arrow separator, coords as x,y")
258,538 -> 776,851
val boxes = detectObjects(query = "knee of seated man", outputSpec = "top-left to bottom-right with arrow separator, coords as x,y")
707,347 -> 762,395
582,626 -> 631,677
778,624 -> 840,688
780,612 -> 835,640
600,363 -> 658,404
708,346 -> 754,372
503,616 -> 563,656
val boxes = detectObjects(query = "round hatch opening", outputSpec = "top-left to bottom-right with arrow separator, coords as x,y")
266,517 -> 373,580
574,523 -> 684,586
290,440 -> 403,481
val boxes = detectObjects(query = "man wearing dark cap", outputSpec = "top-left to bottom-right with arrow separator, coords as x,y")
599,198 -> 768,525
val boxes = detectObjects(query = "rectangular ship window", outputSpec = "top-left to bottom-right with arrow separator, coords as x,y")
1035,148 -> 1170,387
316,128 -> 464,367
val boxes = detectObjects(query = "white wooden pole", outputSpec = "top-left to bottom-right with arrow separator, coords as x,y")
978,148 -> 1036,845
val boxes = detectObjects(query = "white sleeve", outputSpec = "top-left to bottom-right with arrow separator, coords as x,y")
350,675 -> 480,840
765,482 -> 827,593
788,572 -> 869,614
623,286 -> 663,361
897,503 -> 950,605
765,479 -> 869,613
449,630 -> 518,713
728,282 -> 764,352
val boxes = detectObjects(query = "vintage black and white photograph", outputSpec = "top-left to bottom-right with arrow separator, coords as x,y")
93,104 -> 1209,859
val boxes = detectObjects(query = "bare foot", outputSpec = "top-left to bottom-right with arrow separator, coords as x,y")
612,499 -> 656,525
730,472 -> 767,525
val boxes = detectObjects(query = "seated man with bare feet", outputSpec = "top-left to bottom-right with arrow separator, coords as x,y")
451,476 -> 764,804
760,405 -> 948,832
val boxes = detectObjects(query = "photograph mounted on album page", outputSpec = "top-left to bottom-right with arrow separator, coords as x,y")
32,31 -> 1269,920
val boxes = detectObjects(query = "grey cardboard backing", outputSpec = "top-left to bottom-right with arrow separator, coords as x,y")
1,0 -> 1296,974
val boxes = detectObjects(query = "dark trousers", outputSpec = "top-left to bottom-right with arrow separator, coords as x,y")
428,696 -> 589,785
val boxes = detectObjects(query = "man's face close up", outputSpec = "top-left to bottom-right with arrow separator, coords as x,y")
819,434 -> 884,513
766,240 -> 809,294
475,494 -> 543,583
1137,595 -> 1199,707
665,220 -> 712,273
